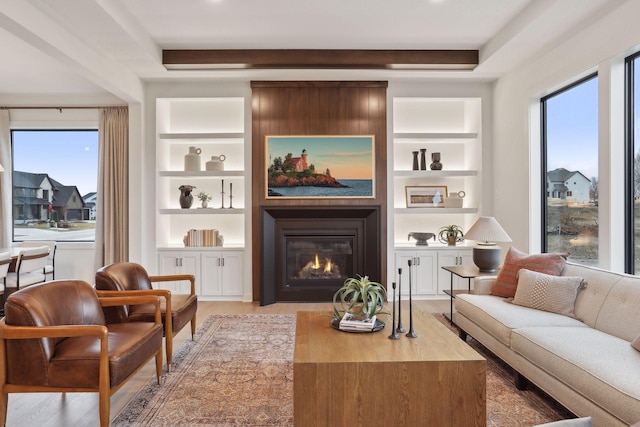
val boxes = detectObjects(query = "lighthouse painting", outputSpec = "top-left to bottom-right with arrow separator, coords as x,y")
266,135 -> 375,198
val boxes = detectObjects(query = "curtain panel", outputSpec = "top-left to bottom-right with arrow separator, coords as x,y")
95,107 -> 129,269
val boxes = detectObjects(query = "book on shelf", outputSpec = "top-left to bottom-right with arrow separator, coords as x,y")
339,313 -> 376,331
183,228 -> 221,247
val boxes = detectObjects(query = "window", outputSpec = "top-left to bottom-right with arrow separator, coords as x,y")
541,74 -> 599,266
12,129 -> 98,242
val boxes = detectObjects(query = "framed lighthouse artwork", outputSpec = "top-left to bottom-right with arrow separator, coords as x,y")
265,135 -> 375,199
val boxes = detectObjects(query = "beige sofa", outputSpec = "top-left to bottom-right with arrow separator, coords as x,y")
454,262 -> 640,426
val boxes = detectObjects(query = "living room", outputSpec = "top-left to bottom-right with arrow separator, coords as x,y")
0,1 -> 639,426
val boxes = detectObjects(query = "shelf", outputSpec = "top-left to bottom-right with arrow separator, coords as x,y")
159,170 -> 245,177
394,208 -> 478,214
159,208 -> 245,215
393,132 -> 477,140
159,132 -> 244,140
394,170 -> 477,177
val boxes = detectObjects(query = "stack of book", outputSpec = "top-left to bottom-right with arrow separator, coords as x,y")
339,313 -> 376,332
183,229 -> 219,247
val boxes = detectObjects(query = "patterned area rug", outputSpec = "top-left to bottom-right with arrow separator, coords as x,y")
115,313 -> 574,427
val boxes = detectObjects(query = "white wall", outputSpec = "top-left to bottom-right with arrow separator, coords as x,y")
492,0 -> 640,270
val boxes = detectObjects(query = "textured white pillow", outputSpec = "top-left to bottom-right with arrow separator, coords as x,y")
512,268 -> 585,317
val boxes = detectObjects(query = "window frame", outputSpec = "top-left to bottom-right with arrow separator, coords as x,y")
11,128 -> 99,243
540,72 -> 598,253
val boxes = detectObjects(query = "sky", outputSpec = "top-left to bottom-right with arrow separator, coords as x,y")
12,130 -> 98,197
545,75 -> 599,181
267,136 -> 374,180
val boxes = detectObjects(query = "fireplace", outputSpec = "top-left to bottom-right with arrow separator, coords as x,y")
261,207 -> 381,304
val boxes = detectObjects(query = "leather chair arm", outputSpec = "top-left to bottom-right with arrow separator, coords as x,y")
149,274 -> 196,296
98,295 -> 162,324
0,320 -> 108,340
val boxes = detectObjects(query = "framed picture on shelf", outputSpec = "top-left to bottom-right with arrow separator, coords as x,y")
265,135 -> 375,199
405,185 -> 448,208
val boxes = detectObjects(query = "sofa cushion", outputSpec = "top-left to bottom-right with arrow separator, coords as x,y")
511,326 -> 640,425
491,247 -> 569,298
455,293 -> 586,347
512,269 -> 585,317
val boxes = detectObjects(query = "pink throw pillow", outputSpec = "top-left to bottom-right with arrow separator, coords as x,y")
490,247 -> 569,298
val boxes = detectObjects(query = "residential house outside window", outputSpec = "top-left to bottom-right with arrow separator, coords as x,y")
12,129 -> 98,242
541,74 -> 599,266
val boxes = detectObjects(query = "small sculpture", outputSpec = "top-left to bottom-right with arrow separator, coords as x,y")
179,185 -> 196,209
430,152 -> 443,170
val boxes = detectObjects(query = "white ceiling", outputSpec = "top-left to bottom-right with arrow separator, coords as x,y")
0,0 -> 625,103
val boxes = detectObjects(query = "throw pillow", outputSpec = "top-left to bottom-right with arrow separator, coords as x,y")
491,247 -> 569,298
632,334 -> 640,352
512,268 -> 585,317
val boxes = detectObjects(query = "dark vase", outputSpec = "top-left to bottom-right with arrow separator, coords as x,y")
420,148 -> 427,170
412,151 -> 419,170
430,152 -> 442,170
179,185 -> 195,208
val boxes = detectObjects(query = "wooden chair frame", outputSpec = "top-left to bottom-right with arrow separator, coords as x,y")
0,295 -> 163,427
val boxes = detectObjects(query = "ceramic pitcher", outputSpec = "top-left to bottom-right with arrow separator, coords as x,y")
206,154 -> 226,171
184,146 -> 202,171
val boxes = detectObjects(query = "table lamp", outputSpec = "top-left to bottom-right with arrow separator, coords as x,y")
464,216 -> 512,272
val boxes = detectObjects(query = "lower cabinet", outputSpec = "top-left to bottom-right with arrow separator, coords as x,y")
157,248 -> 244,299
394,250 -> 438,296
394,246 -> 473,297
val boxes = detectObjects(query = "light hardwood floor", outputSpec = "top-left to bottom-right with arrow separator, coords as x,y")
4,299 -> 449,427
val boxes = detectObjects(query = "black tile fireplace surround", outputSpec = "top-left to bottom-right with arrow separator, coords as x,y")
260,206 -> 381,305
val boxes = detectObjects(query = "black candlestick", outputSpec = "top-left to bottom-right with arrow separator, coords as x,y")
396,268 -> 406,333
220,179 -> 225,209
229,182 -> 234,209
406,259 -> 418,338
388,282 -> 400,340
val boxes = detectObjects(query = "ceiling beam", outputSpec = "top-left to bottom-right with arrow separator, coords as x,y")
163,49 -> 478,71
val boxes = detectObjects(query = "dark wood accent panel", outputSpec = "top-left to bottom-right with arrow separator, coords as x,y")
163,49 -> 478,70
251,81 -> 388,302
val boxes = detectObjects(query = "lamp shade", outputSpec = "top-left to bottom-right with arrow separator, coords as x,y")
464,216 -> 512,245
0,163 -> 4,172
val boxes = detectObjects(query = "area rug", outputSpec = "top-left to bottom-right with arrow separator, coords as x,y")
115,313 -> 574,427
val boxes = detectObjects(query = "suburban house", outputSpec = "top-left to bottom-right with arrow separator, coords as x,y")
12,171 -> 89,223
547,168 -> 593,203
0,1 -> 640,426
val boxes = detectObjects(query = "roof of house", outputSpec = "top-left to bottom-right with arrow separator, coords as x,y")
547,168 -> 590,183
13,171 -> 50,189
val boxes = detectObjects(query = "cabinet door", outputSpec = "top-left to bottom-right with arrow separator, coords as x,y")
157,251 -> 200,294
220,251 -> 244,296
414,253 -> 437,295
201,252 -> 223,296
394,252 -> 415,297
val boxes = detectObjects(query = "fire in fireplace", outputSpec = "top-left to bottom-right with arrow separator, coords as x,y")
261,207 -> 381,304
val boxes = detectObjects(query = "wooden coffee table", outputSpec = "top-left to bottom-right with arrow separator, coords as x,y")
293,310 -> 486,427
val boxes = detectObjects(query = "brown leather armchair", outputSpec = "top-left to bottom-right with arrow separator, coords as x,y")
0,280 -> 163,427
95,262 -> 197,371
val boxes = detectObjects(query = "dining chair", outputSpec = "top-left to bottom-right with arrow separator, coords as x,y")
0,253 -> 11,316
4,246 -> 50,295
20,241 -> 56,280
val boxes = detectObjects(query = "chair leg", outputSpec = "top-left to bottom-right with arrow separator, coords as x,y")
166,329 -> 173,372
98,390 -> 110,427
191,316 -> 196,340
0,390 -> 7,427
155,348 -> 163,385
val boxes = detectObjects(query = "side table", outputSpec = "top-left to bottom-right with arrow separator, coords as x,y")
441,265 -> 497,325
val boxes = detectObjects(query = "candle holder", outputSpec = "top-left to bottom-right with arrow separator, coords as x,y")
396,268 -> 406,333
406,259 -> 418,338
388,281 -> 400,340
229,182 -> 234,209
220,179 -> 225,209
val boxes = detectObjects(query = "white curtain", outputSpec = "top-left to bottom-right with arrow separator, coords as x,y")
95,107 -> 129,269
0,110 -> 11,247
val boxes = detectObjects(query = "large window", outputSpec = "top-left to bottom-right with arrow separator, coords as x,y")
541,74 -> 599,266
626,52 -> 640,273
12,129 -> 98,241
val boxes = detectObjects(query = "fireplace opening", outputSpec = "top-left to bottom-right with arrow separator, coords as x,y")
261,207 -> 381,304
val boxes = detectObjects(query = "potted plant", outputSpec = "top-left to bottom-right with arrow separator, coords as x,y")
438,224 -> 464,246
332,275 -> 387,320
196,191 -> 212,208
